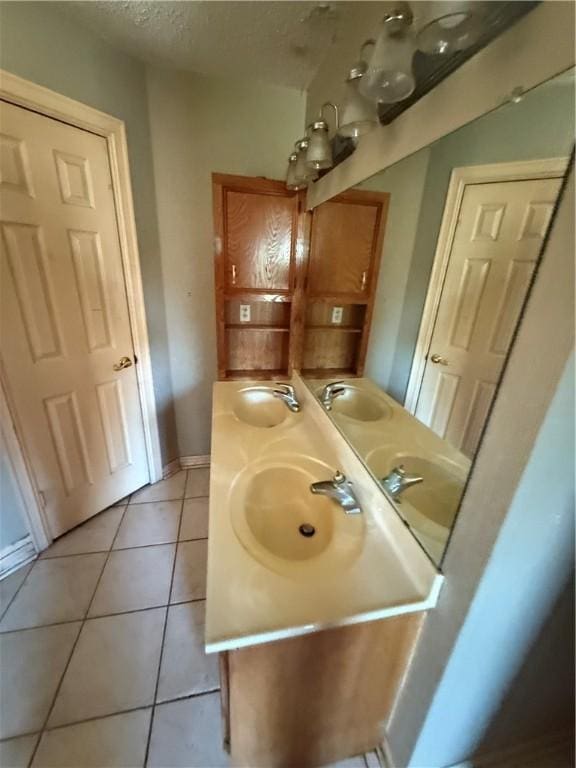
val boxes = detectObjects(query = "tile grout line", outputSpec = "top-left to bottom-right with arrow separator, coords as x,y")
0,558 -> 37,624
144,481 -> 188,767
0,688 -> 222,744
38,534 -> 208,561
0,596 -> 208,636
25,503 -> 131,768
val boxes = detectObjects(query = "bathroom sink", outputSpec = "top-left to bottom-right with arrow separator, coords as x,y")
367,449 -> 465,531
230,456 -> 364,577
233,387 -> 289,428
319,386 -> 390,422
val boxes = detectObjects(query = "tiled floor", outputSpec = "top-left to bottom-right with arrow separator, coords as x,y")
0,468 -> 380,768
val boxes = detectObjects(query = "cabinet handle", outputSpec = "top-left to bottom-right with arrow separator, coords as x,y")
231,264 -> 237,286
361,271 -> 367,291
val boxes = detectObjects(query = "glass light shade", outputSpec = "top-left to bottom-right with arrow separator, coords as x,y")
359,27 -> 416,104
338,76 -> 379,138
417,1 -> 484,54
306,123 -> 333,170
286,154 -> 306,190
294,140 -> 317,183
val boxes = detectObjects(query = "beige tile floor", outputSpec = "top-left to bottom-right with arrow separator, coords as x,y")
0,468 -> 380,768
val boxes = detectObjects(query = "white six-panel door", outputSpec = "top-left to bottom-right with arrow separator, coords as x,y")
1,100 -> 150,538
415,176 -> 562,457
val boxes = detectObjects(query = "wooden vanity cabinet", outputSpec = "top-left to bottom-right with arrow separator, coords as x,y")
218,611 -> 424,767
212,175 -> 389,380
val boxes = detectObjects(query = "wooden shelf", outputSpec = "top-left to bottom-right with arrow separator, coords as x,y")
224,291 -> 293,303
305,325 -> 362,333
305,295 -> 369,306
225,324 -> 290,332
225,369 -> 289,381
301,368 -> 359,378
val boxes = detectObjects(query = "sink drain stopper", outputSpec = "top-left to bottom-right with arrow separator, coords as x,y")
299,523 -> 316,538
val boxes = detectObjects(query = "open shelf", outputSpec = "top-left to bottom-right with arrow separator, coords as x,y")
301,368 -> 359,378
305,325 -> 362,333
225,324 -> 290,332
225,369 -> 289,381
302,301 -> 366,375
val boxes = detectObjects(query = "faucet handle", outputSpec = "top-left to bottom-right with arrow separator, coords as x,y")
274,382 -> 294,394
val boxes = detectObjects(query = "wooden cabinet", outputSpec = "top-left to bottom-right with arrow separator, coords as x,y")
219,612 -> 424,767
212,174 -> 302,379
302,188 -> 389,377
307,191 -> 386,299
212,175 -> 389,380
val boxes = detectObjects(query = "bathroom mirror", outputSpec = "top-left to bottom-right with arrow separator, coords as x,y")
303,67 -> 575,566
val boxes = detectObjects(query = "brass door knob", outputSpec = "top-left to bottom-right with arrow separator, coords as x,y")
430,353 -> 449,365
113,356 -> 133,371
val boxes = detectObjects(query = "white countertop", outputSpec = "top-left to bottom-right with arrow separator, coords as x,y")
205,375 -> 443,653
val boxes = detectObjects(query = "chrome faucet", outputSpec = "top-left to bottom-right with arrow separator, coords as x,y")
272,383 -> 301,413
310,471 -> 362,514
381,465 -> 423,501
320,381 -> 346,410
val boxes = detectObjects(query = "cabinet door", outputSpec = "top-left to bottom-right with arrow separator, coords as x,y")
214,175 -> 298,293
307,190 -> 388,298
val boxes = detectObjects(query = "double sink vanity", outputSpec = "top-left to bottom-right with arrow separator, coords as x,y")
205,374 -> 446,766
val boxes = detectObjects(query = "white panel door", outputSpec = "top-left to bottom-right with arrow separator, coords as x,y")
1,100 -> 149,538
415,176 -> 562,457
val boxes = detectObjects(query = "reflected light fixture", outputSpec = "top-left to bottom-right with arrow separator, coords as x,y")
359,1 -> 416,105
306,102 -> 339,170
338,40 -> 379,139
417,1 -> 485,55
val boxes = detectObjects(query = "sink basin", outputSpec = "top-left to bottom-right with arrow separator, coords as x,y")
233,387 -> 289,428
318,386 -> 390,422
230,456 -> 365,577
367,448 -> 465,531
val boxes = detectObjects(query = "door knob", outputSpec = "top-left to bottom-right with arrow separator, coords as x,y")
113,356 -> 133,371
430,353 -> 449,365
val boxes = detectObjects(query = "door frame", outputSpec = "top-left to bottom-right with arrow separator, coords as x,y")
0,69 -> 163,548
404,156 -> 570,414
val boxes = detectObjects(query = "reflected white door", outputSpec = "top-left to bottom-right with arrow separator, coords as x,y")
415,176 -> 562,457
1,100 -> 150,538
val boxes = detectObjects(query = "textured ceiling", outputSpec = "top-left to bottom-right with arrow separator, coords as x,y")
60,1 -> 385,90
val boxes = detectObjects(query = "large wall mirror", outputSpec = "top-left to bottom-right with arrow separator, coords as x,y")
302,67 -> 575,566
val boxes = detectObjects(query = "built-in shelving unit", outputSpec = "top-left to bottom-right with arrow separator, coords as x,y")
212,174 -> 389,380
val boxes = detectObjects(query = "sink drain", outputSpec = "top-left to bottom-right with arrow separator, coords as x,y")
299,523 -> 316,538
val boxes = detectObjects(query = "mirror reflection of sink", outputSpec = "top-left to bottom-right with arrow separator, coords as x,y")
367,449 -> 466,531
233,387 -> 289,428
318,386 -> 391,422
230,456 -> 365,577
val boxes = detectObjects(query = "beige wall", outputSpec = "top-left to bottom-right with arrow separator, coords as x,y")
146,67 -> 306,457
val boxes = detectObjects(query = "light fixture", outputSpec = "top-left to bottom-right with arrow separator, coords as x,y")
338,41 -> 379,139
294,138 -> 318,184
417,1 -> 485,55
306,102 -> 339,171
286,153 -> 307,190
359,2 -> 416,105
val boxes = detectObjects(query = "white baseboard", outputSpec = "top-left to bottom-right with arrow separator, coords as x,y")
0,534 -> 36,580
163,455 -> 211,478
179,455 -> 211,469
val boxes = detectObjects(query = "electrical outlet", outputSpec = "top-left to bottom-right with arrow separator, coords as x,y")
331,306 -> 343,324
239,304 -> 251,323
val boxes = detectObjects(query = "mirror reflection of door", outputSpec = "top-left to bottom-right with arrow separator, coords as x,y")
414,173 -> 563,458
